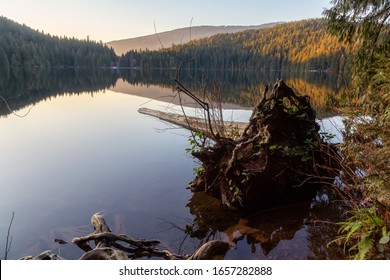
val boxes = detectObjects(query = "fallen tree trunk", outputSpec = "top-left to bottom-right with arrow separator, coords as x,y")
177,80 -> 340,210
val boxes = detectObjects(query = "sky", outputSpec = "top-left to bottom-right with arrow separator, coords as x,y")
0,0 -> 332,42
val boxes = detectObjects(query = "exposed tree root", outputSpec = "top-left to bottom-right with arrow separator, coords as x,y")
182,80 -> 341,210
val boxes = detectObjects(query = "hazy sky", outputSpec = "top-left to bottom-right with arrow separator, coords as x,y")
1,0 -> 332,42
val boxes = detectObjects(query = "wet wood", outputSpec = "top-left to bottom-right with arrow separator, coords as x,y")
73,212 -> 184,260
19,250 -> 65,260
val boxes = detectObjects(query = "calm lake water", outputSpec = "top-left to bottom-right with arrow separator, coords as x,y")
0,69 -> 346,259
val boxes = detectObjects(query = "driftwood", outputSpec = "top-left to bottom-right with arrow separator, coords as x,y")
19,250 -> 65,260
20,213 -> 232,260
73,213 -> 184,260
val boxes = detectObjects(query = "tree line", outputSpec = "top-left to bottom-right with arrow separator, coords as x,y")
0,16 -> 117,79
0,16 -> 352,82
118,19 -> 352,77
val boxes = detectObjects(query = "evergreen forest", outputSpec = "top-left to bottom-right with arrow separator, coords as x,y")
0,16 -> 353,82
119,18 -> 352,78
0,0 -> 389,260
0,16 -> 117,78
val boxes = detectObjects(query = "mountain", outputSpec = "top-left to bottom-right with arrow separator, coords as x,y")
106,23 -> 283,55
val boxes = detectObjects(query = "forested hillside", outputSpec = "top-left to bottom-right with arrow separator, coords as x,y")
119,19 -> 352,76
0,16 -> 353,83
107,23 -> 283,55
0,16 -> 117,76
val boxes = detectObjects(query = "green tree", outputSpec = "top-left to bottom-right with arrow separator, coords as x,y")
323,0 -> 389,91
324,0 -> 390,259
0,16 -> 117,69
0,46 -> 10,87
0,46 -> 10,69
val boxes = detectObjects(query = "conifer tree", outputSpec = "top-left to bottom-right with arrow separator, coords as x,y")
323,0 -> 389,91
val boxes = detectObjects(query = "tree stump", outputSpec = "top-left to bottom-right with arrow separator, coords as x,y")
187,80 -> 340,210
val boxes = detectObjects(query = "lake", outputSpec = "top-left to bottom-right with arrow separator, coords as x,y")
0,69 -> 346,259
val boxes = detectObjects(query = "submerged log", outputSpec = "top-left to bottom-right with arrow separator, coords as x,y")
179,80 -> 340,210
138,107 -> 247,138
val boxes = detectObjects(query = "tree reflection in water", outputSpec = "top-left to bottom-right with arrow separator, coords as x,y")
184,187 -> 345,259
0,68 -> 348,259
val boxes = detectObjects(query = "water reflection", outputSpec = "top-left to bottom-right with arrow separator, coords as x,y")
0,68 -> 118,116
119,68 -> 349,114
0,68 -> 348,259
1,68 -> 348,117
183,188 -> 345,259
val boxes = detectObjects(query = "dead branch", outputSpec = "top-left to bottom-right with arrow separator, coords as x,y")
154,20 -> 164,49
4,211 -> 15,260
175,79 -> 220,141
0,95 -> 33,118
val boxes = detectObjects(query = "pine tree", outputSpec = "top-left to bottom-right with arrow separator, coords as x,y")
0,46 -> 10,87
323,0 -> 390,90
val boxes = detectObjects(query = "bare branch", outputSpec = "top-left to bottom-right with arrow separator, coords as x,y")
153,20 -> 164,49
175,79 -> 219,140
189,17 -> 193,41
4,211 -> 15,260
0,95 -> 33,118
